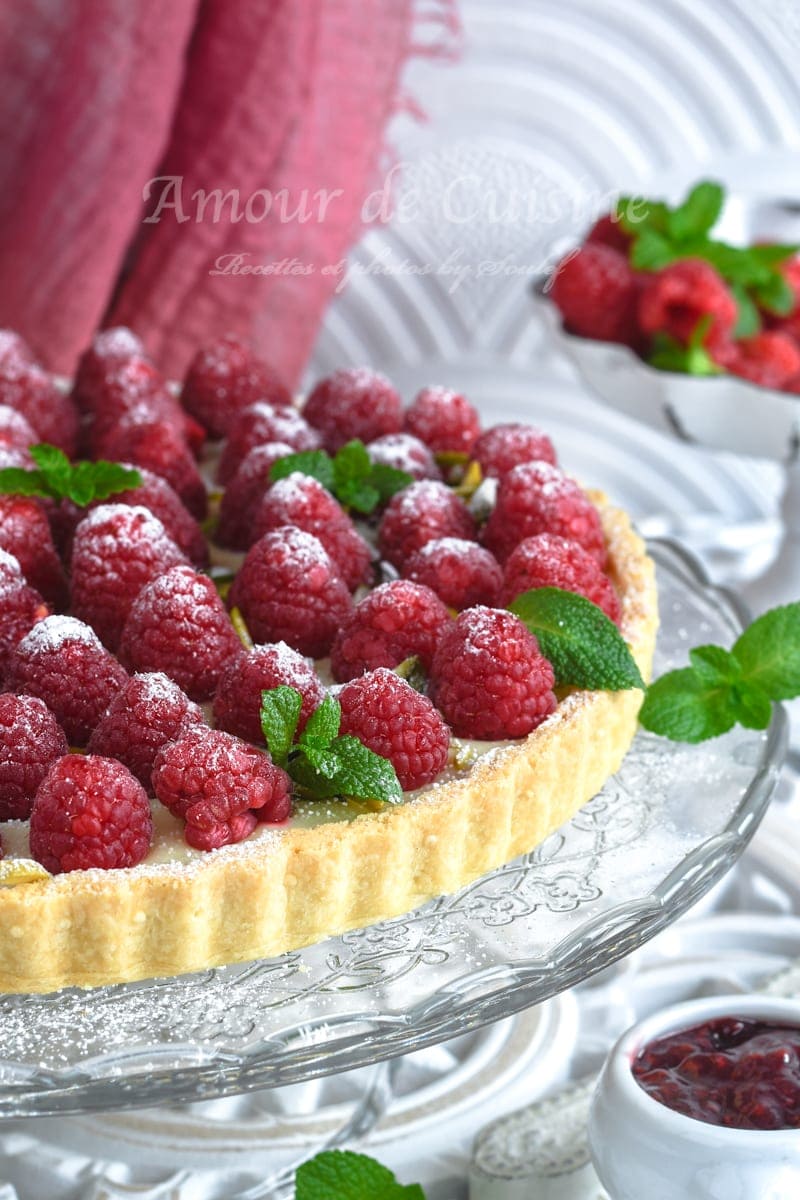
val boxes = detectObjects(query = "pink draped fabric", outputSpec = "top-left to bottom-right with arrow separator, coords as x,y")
0,0 -> 455,384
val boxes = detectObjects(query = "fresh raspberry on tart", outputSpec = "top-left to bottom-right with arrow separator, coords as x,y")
0,357 -> 79,456
152,727 -> 291,851
182,334 -> 292,439
472,422 -> 557,479
30,754 -> 153,873
213,642 -> 324,744
367,432 -> 442,482
403,386 -> 481,456
303,367 -> 403,453
251,473 -> 372,591
0,693 -> 69,820
87,672 -> 205,789
338,669 -> 450,791
402,537 -> 502,610
0,548 -> 49,676
4,615 -> 129,746
0,404 -> 37,453
69,504 -> 188,651
0,329 -> 36,367
216,401 -> 322,484
72,326 -> 146,411
0,494 -> 68,608
501,532 -> 622,624
482,460 -> 607,567
378,479 -> 477,570
119,565 -> 241,702
214,441 -> 295,551
81,354 -> 183,437
228,525 -> 352,657
330,579 -> 452,683
429,606 -> 557,740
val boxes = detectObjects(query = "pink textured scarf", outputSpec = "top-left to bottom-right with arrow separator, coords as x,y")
0,0 -> 457,383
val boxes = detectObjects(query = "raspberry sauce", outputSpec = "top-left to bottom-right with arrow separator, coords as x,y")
632,1017 -> 800,1130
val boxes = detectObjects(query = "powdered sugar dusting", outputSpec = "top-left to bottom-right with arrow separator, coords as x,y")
18,615 -> 101,654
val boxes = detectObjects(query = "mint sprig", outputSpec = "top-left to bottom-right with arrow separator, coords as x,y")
648,314 -> 721,376
616,180 -> 798,336
508,587 -> 644,691
260,686 -> 402,803
639,603 -> 800,742
296,1149 -> 425,1200
269,439 -> 412,514
0,444 -> 141,506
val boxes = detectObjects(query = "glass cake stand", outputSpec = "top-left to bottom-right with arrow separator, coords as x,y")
0,541 -> 786,1120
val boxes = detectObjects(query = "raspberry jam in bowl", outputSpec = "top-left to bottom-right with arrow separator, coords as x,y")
589,996 -> 800,1200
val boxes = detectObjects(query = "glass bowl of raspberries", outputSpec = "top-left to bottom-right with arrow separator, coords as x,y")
534,180 -> 800,463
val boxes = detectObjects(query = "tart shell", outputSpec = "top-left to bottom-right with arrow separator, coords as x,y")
0,495 -> 657,993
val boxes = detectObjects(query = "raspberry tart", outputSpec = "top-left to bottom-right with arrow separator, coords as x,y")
0,331 -> 657,993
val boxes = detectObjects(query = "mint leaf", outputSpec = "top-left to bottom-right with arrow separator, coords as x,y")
260,686 -> 303,768
731,284 -> 762,338
630,229 -> 678,271
616,196 -> 670,236
689,644 -> 740,685
0,467 -> 49,497
297,695 -> 341,774
638,669 -> 737,742
269,450 -> 336,492
326,735 -> 403,802
508,588 -> 644,691
729,681 -> 773,730
269,440 -> 411,515
732,603 -> 800,701
748,243 -> 799,268
296,1149 -> 425,1200
667,181 -> 724,241
0,445 -> 141,505
752,271 -> 795,317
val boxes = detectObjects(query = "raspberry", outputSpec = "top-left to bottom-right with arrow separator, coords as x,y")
81,355 -> 180,429
501,533 -> 621,622
378,480 -> 477,569
718,331 -> 800,390
0,403 -> 37,452
551,244 -> 641,345
0,495 -> 68,608
429,607 -> 556,739
473,423 -> 557,479
72,326 -> 146,411
5,616 -> 128,745
29,755 -> 152,873
92,414 -> 208,520
638,259 -> 737,345
119,566 -> 241,701
215,441 -> 295,551
0,548 -> 49,676
182,335 -> 291,439
766,257 -> 800,341
213,642 -> 324,743
217,402 -> 321,484
403,537 -> 502,610
404,386 -> 481,455
153,727 -> 291,851
586,213 -> 632,254
228,526 -> 352,658
70,505 -> 188,650
0,360 -> 79,456
482,461 -> 607,567
367,432 -> 442,481
330,579 -> 452,683
338,669 -> 450,791
303,368 -> 403,453
252,474 -> 372,591
55,467 -> 208,568
0,693 -> 68,820
87,672 -> 205,789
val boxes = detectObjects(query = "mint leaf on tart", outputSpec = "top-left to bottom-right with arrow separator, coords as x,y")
0,444 -> 141,505
296,1149 -> 426,1200
260,687 -> 403,804
269,439 -> 412,514
508,587 -> 645,691
640,601 -> 800,742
